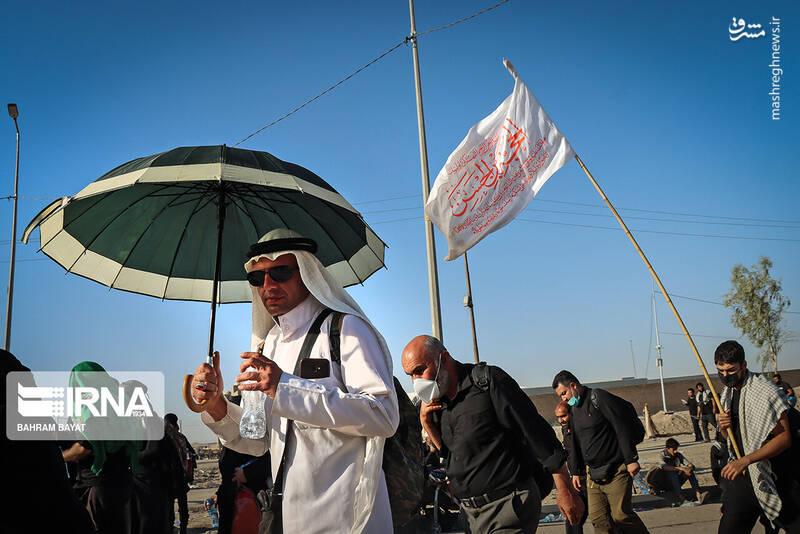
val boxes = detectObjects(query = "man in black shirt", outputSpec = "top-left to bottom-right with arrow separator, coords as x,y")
696,382 -> 716,442
552,370 -> 649,534
715,340 -> 798,533
401,335 -> 584,533
682,388 -> 703,442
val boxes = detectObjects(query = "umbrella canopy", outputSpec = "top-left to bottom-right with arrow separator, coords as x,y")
23,145 -> 386,303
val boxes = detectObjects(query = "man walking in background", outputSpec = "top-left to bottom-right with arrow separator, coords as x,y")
682,388 -> 703,442
553,370 -> 649,534
165,413 -> 193,534
696,382 -> 716,442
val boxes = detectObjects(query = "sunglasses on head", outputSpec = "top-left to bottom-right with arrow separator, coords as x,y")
246,265 -> 299,286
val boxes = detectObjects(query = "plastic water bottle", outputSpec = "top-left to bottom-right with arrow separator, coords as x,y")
205,498 -> 220,528
239,370 -> 266,439
633,472 -> 651,494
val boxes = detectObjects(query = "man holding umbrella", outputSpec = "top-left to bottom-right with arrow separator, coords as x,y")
191,229 -> 399,534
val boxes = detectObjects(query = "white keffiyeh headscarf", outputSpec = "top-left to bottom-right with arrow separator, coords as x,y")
721,370 -> 791,521
244,229 -> 392,534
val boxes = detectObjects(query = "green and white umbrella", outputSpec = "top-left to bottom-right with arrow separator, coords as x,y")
22,145 -> 386,360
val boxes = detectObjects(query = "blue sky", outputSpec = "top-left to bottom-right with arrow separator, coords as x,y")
2,0 -> 797,441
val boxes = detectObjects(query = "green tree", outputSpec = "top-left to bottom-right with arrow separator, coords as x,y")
723,256 -> 791,373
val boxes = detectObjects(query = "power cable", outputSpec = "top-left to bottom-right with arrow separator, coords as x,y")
368,213 -> 800,242
354,194 -> 420,206
416,0 -> 511,37
536,198 -> 800,225
359,204 -> 800,229
659,331 -> 741,339
232,0 -> 512,146
664,291 -> 800,315
515,218 -> 800,243
232,40 -> 407,147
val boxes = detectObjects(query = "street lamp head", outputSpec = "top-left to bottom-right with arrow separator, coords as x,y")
7,104 -> 18,119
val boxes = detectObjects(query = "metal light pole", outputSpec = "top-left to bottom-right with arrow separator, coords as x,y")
4,103 -> 20,351
652,281 -> 668,413
629,339 -> 637,378
408,0 -> 443,342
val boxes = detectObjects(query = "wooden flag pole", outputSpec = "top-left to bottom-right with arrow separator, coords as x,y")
463,252 -> 480,364
574,154 -> 743,459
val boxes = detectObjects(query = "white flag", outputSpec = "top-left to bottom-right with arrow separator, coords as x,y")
425,60 -> 574,260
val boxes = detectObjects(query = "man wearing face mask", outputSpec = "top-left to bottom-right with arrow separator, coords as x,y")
552,370 -> 649,534
715,340 -> 799,533
401,335 -> 584,534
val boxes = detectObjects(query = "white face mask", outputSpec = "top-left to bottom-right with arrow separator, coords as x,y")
413,353 -> 442,404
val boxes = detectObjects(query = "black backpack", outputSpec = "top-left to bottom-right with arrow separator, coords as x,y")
325,312 -> 424,527
588,389 -> 646,446
470,362 -> 554,500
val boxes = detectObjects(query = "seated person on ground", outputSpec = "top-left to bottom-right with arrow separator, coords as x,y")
661,438 -> 709,506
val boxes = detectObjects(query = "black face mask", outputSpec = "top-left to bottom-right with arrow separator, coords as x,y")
718,370 -> 744,388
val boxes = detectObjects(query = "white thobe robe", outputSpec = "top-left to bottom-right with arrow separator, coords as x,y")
202,296 -> 399,533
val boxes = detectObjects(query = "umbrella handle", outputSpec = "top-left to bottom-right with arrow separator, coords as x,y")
183,374 -> 208,413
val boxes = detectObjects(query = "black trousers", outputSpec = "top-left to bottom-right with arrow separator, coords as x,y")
168,491 -> 189,530
690,415 -> 702,441
719,473 -> 800,534
564,482 -> 588,534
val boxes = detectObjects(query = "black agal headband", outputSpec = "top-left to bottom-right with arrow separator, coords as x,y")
246,236 -> 318,259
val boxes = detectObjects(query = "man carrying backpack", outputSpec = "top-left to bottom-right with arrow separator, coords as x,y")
552,370 -> 649,534
402,336 -> 584,534
192,229 -> 400,533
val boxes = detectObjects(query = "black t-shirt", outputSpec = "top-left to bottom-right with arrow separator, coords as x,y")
686,396 -> 698,416
567,388 -> 639,473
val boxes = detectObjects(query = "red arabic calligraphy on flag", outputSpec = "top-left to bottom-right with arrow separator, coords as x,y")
425,60 -> 574,260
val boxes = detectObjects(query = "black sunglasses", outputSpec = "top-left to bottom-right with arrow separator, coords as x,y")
246,265 -> 299,286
